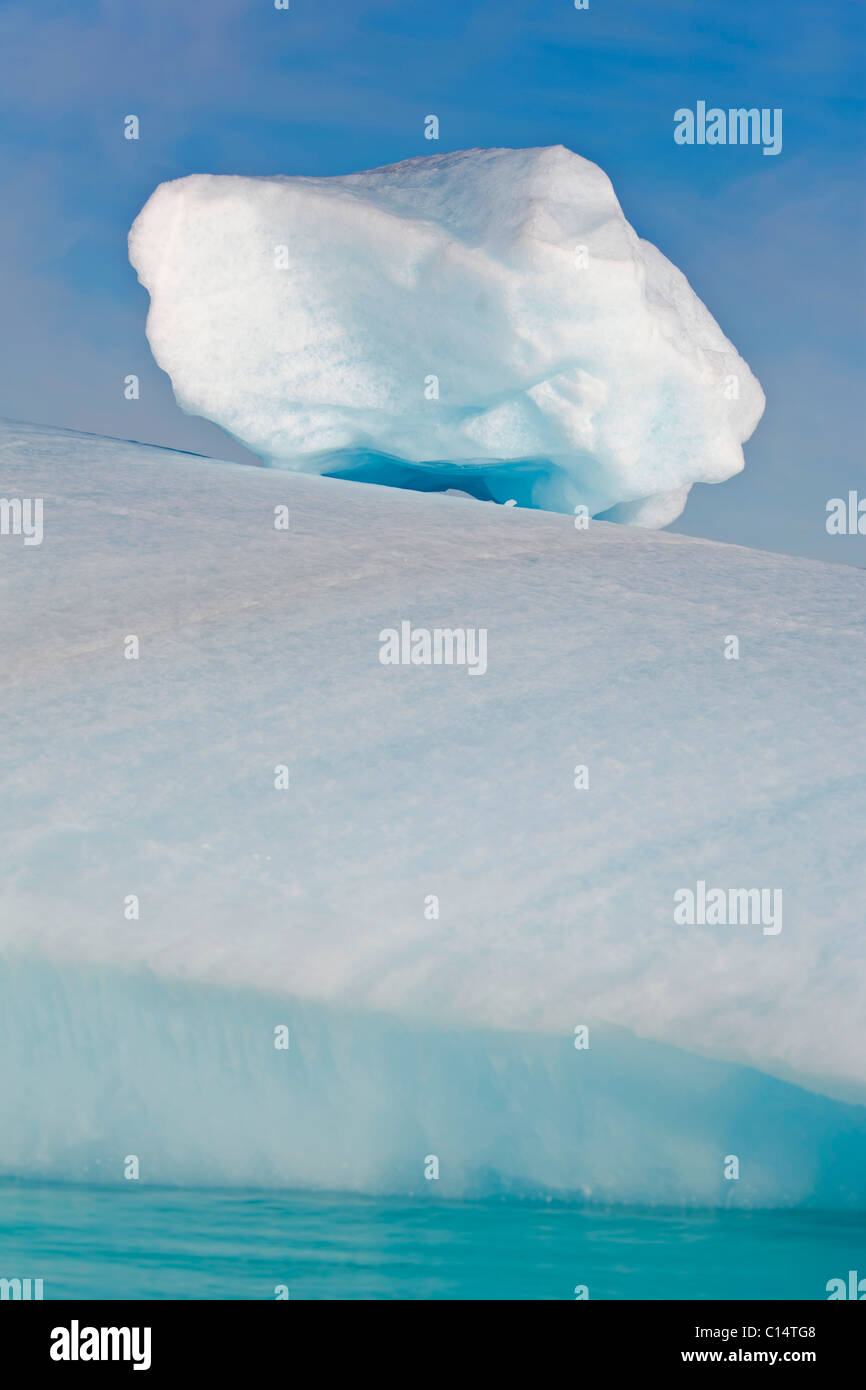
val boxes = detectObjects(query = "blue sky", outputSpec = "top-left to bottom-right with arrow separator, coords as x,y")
0,0 -> 862,562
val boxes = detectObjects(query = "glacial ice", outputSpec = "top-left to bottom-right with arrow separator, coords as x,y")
128,146 -> 765,525
1,420 -> 863,1202
4,957 -> 866,1206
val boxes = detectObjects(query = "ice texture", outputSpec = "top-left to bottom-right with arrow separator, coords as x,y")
128,146 -> 765,524
1,420 -> 863,1202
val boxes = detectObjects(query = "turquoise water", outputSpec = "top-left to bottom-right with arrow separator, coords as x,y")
1,1181 -> 862,1299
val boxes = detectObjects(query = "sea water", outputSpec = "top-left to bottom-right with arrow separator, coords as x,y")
0,1180 -> 861,1301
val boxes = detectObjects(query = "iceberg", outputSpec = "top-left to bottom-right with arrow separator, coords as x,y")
128,146 -> 765,525
0,419 -> 863,1203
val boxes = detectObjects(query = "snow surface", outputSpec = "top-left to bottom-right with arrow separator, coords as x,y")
1,419 -> 864,1202
128,146 -> 765,526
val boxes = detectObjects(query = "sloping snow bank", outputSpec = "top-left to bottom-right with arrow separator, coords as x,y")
0,420 -> 863,1198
